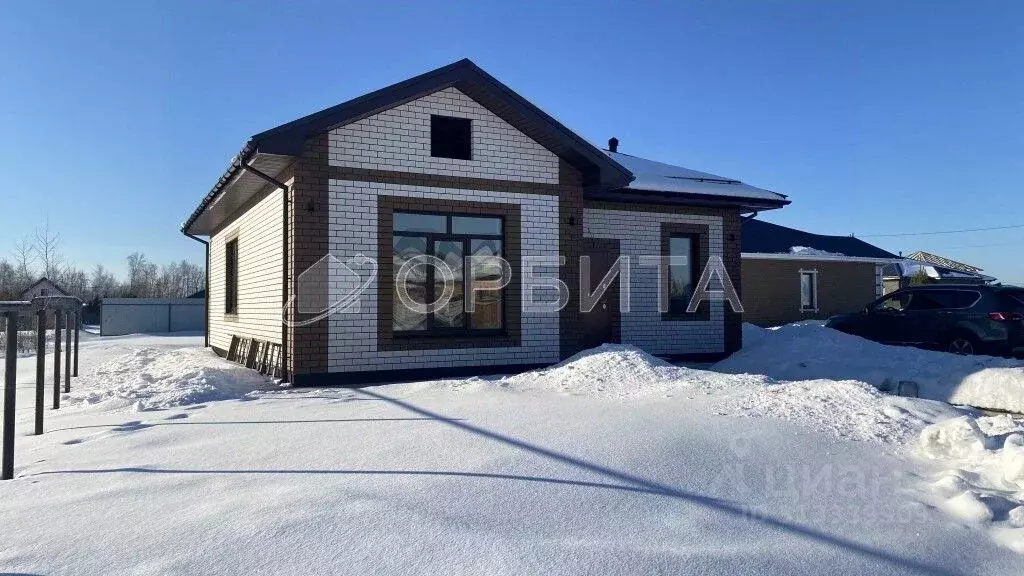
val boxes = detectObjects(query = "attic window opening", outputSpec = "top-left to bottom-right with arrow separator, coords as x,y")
431,115 -> 472,160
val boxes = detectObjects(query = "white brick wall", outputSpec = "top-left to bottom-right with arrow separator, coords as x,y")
328,88 -> 559,184
326,180 -> 561,372
209,187 -> 285,351
584,209 -> 725,355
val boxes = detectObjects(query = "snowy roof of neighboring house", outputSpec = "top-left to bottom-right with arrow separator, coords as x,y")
883,259 -> 996,283
907,251 -> 983,274
741,219 -> 899,261
604,151 -> 789,206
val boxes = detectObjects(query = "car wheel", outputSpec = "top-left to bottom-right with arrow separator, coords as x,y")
946,335 -> 978,356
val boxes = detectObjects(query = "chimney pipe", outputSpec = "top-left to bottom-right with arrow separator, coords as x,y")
608,137 -> 618,153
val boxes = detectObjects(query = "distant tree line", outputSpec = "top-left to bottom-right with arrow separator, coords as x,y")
0,221 -> 204,303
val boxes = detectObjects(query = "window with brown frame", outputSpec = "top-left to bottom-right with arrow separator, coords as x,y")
225,238 -> 238,315
392,211 -> 504,334
667,234 -> 698,316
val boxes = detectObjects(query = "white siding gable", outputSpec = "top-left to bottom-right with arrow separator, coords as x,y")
328,87 -> 559,184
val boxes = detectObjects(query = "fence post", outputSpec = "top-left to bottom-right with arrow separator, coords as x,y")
3,311 -> 17,480
53,311 -> 61,410
35,309 -> 45,435
73,309 -> 80,377
64,311 -> 71,393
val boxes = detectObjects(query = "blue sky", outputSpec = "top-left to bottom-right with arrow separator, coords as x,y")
1,1 -> 1021,282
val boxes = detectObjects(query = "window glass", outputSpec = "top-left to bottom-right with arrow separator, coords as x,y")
452,216 -> 501,236
905,291 -> 949,311
430,115 -> 472,160
998,290 -> 1024,311
668,236 -> 694,314
391,211 -> 504,333
950,291 -> 980,309
433,241 -> 465,329
393,236 -> 427,331
225,238 -> 238,314
874,292 -> 911,312
470,239 -> 503,329
800,272 -> 816,310
394,212 -> 446,233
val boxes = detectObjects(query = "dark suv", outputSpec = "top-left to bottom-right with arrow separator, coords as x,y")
825,284 -> 1024,357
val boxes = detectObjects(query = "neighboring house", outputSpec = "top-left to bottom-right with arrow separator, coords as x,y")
19,277 -> 70,300
741,220 -> 898,327
182,59 -> 789,384
881,251 -> 995,294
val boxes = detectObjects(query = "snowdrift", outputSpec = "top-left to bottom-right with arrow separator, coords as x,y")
917,414 -> 1024,552
715,323 -> 1024,413
498,344 -> 698,398
65,346 -> 272,411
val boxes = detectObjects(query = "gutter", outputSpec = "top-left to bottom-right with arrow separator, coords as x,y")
181,232 -> 210,348
235,157 -> 291,384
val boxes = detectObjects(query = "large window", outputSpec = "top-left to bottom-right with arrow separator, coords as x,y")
225,238 -> 238,314
430,115 -> 472,160
667,234 -> 697,315
393,212 -> 503,333
799,270 -> 818,311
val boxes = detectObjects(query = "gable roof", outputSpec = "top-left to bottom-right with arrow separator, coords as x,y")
742,219 -> 898,260
183,59 -> 632,235
597,151 -> 789,210
907,251 -> 983,274
19,277 -> 70,298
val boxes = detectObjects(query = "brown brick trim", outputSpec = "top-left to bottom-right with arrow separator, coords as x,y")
288,134 -> 331,376
586,200 -> 736,217
660,222 -> 712,322
377,195 -> 522,351
328,165 -> 577,196
558,163 -> 585,359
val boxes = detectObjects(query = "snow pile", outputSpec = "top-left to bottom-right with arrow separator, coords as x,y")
724,377 -> 969,443
65,346 -> 272,411
497,344 -> 750,399
789,246 -> 845,257
917,415 -> 1024,553
715,322 -> 1024,413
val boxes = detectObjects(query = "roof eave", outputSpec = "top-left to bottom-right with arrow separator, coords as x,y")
586,188 -> 791,211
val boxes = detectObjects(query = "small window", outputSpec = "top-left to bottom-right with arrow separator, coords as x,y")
667,235 -> 697,315
225,238 -> 238,314
430,115 -> 472,160
799,270 -> 818,311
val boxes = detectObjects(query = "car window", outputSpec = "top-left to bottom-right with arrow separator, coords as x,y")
950,290 -> 981,309
998,290 -> 1024,311
873,293 -> 911,312
905,291 -> 949,311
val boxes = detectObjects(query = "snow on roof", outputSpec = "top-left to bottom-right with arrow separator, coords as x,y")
742,219 -> 899,260
605,151 -> 788,203
908,251 -> 983,274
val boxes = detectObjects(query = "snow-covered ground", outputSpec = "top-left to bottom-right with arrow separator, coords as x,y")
1,330 -> 1023,574
717,322 -> 1024,414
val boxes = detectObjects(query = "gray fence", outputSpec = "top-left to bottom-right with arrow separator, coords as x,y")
101,298 -> 205,336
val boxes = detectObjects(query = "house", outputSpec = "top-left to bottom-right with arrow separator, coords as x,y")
181,59 -> 789,384
19,277 -> 70,300
880,251 -> 995,294
741,220 -> 898,327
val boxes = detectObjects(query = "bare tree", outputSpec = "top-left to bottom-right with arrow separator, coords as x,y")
0,260 -> 15,300
10,235 -> 36,292
34,219 -> 65,279
88,264 -> 122,301
126,252 -> 158,297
